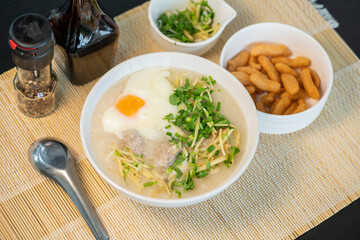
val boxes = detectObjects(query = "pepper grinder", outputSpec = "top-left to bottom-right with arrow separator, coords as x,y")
9,13 -> 57,118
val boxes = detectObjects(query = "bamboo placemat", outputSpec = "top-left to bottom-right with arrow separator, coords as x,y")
1,1 -> 359,239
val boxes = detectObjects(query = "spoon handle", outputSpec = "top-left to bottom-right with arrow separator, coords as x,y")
58,166 -> 109,240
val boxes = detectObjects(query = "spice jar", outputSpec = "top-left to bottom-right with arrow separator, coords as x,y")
49,0 -> 120,85
9,13 -> 57,118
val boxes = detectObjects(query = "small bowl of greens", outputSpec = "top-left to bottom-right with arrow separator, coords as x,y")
148,0 -> 237,55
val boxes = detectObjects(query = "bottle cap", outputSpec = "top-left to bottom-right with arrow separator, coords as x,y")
9,13 -> 55,71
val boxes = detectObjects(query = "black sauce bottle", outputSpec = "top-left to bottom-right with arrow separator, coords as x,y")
49,0 -> 119,85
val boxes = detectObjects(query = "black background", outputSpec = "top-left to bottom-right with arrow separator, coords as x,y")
1,0 -> 359,239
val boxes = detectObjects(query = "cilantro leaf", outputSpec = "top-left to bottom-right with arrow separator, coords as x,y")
169,94 -> 181,105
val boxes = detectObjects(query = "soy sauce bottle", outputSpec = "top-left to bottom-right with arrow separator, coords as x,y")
49,0 -> 119,85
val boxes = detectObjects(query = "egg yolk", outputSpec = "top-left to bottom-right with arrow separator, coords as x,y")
116,95 -> 145,116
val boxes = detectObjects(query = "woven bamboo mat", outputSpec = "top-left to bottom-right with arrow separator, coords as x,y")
1,1 -> 359,239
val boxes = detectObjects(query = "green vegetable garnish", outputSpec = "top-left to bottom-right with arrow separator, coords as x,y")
216,102 -> 221,112
163,75 -> 241,194
175,189 -> 182,198
207,145 -> 215,153
112,73 -> 241,198
224,146 -> 240,168
122,163 -> 130,183
205,158 -> 211,171
144,181 -> 158,187
156,0 -> 218,43
196,170 -> 208,178
114,150 -> 121,157
166,76 -> 230,147
174,167 -> 183,178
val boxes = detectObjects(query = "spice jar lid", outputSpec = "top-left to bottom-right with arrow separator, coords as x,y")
9,13 -> 55,71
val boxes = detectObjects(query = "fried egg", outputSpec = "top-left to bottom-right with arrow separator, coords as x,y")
102,68 -> 177,141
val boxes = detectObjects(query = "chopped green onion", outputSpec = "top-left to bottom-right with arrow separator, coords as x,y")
174,167 -> 182,178
216,102 -> 221,111
196,170 -> 207,178
122,164 -> 130,183
205,158 -> 211,171
166,168 -> 173,175
207,145 -> 215,153
175,189 -> 182,198
114,150 -> 121,157
144,181 -> 157,187
224,146 -> 240,168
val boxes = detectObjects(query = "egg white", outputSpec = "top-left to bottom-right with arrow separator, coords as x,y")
102,67 -> 177,141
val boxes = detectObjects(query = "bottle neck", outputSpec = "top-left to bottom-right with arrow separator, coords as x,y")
73,0 -> 98,5
71,0 -> 101,11
70,0 -> 104,32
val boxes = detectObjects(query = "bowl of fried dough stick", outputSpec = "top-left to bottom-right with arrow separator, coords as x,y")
220,23 -> 333,134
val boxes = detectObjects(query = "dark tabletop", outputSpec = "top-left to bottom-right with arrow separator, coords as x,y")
1,0 -> 359,239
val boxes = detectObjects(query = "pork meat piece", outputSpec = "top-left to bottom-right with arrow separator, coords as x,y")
119,130 -> 143,155
154,141 -> 181,167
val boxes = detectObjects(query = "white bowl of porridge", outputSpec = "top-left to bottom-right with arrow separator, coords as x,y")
80,52 -> 259,207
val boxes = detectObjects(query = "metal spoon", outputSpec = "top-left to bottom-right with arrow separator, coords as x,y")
28,138 -> 109,240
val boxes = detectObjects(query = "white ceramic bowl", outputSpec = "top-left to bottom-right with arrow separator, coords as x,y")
80,52 -> 259,207
148,0 -> 236,55
219,23 -> 333,134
